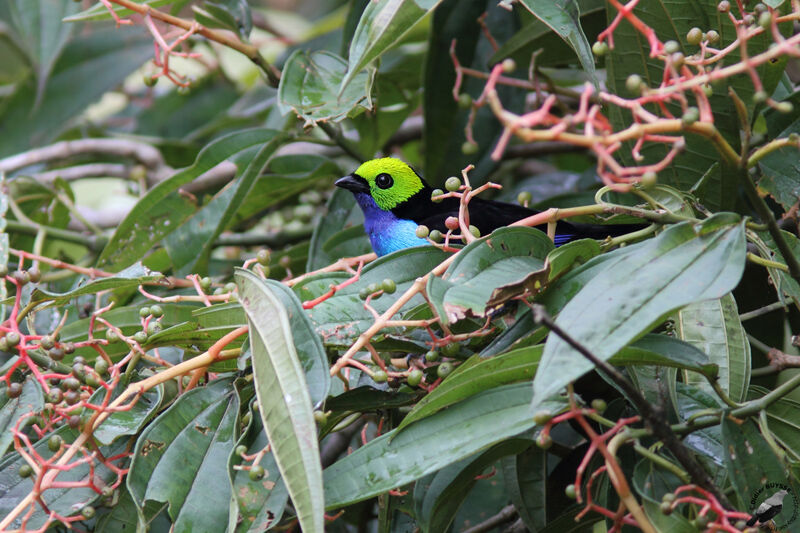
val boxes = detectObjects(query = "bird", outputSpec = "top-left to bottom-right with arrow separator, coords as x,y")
335,157 -> 639,257
747,489 -> 789,527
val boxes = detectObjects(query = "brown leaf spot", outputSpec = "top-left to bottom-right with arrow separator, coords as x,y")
195,425 -> 210,435
141,440 -> 165,456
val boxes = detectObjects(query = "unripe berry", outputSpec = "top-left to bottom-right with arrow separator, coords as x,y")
592,41 -> 608,56
437,362 -> 454,378
249,465 -> 265,480
381,279 -> 396,294
536,432 -> 553,449
461,141 -> 479,155
686,27 -> 703,45
681,106 -> 699,125
407,369 -> 423,387
429,230 -> 443,243
717,0 -> 730,12
517,191 -> 532,205
705,29 -> 719,43
372,370 -> 388,383
565,484 -> 577,499
425,350 -> 440,362
469,225 -> 481,238
445,216 -> 459,230
431,189 -> 445,203
625,74 -> 643,94
256,249 -> 271,266
7,382 -> 22,398
458,93 -> 472,109
416,225 -> 430,238
533,410 -> 553,425
139,306 -> 151,318
663,40 -> 680,54
501,58 -> 516,73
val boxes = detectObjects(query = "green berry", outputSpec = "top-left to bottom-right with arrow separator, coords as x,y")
74,355 -> 85,365
681,106 -> 699,125
40,336 -> 55,350
381,279 -> 396,294
640,171 -> 658,188
458,93 -> 472,109
693,515 -> 709,529
625,74 -> 643,94
200,277 -> 212,291
94,359 -> 109,376
19,464 -> 33,478
565,484 -> 577,499
372,370 -> 388,383
249,465 -> 265,480
743,14 -> 755,26
533,410 -> 553,425
734,521 -> 747,530
146,321 -> 162,336
753,90 -> 767,104
313,411 -> 328,424
429,230 -> 443,243
27,268 -> 41,283
105,329 -> 119,342
224,282 -> 237,293
759,11 -> 772,29
256,249 -> 271,266
235,445 -> 248,456
85,374 -> 102,388
717,0 -> 730,12
660,501 -> 673,515
416,225 -> 430,239
64,390 -> 81,405
686,27 -> 703,45
536,432 -> 553,449
64,377 -> 81,391
705,29 -> 719,43
664,40 -> 680,54
442,343 -> 460,357
501,58 -> 516,73
592,41 -> 609,56
431,189 -> 445,203
71,363 -> 85,377
81,505 -> 96,519
670,52 -> 685,69
777,101 -> 794,113
517,191 -> 532,205
591,398 -> 607,413
366,283 -> 380,295
48,435 -> 63,452
63,342 -> 75,354
46,388 -> 63,404
48,348 -> 65,361
134,331 -> 148,344
0,265 -> 7,277
437,362 -> 454,378
359,287 -> 370,301
445,176 -> 462,192
6,332 -> 20,347
425,350 -> 440,362
12,270 -> 30,286
144,75 -> 158,87
662,492 -> 677,503
461,141 -> 479,155
6,382 -> 22,398
139,306 -> 151,318
469,225 -> 481,238
407,369 -> 423,387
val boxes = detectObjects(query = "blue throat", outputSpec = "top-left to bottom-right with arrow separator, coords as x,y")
354,193 -> 429,256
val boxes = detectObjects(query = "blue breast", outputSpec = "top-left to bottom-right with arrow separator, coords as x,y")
354,193 -> 429,256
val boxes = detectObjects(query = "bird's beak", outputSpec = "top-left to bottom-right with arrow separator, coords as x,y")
335,174 -> 370,193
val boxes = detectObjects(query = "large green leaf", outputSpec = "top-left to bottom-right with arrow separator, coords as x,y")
97,128 -> 280,271
675,293 -> 750,403
278,50 -> 374,126
323,382 -> 566,509
31,263 -> 162,305
235,269 -> 324,533
632,459 -> 694,531
515,0 -> 597,84
428,227 -> 553,323
748,386 -> 800,463
90,386 -> 163,446
164,131 -> 288,276
340,0 -> 443,92
0,379 -> 43,458
758,114 -> 800,211
502,445 -> 547,531
0,27 -> 151,157
128,378 -> 238,532
532,214 -> 746,407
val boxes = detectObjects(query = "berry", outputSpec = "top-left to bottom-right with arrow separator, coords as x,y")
445,216 -> 459,230
681,106 -> 699,125
139,306 -> 151,318
64,390 -> 81,405
776,101 -> 794,113
64,377 -> 81,391
249,465 -> 265,480
7,382 -> 23,398
758,11 -> 772,29
625,74 -> 643,94
63,342 -> 75,354
366,283 -> 380,295
134,331 -> 148,344
48,435 -> 63,452
458,93 -> 472,109
445,176 -> 462,192
6,332 -> 20,347
256,249 -> 271,266
27,268 -> 41,283
372,370 -> 388,383
429,230 -> 443,243
663,40 -> 680,54
416,225 -> 430,239
359,287 -> 370,301
662,492 -> 677,503
501,58 -> 516,73
12,270 -> 30,286
753,90 -> 767,104
313,411 -> 328,424
200,277 -> 212,291
536,432 -> 553,449
705,30 -> 719,43
40,336 -> 55,350
81,505 -> 96,519
442,343 -> 460,357
106,329 -> 119,342
469,225 -> 481,238
670,52 -> 684,69
19,464 -> 33,478
437,362 -> 454,378
381,279 -> 396,294
425,350 -> 440,362
565,484 -> 577,499
68,415 -> 81,429
48,348 -> 65,361
46,388 -> 63,404
686,27 -> 703,45
235,445 -> 248,457
431,189 -> 444,203
533,410 -> 553,425
146,321 -> 162,336
144,75 -> 158,87
592,41 -> 608,56
94,359 -> 109,375
224,282 -> 237,293
517,191 -> 532,205
640,171 -> 658,188
407,369 -> 423,387
461,141 -> 479,155
591,398 -> 607,413
717,0 -> 730,12
660,501 -> 673,515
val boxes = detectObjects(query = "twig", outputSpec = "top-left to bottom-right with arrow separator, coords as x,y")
461,505 -> 518,533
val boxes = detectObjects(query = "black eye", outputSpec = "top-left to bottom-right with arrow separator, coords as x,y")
375,173 -> 393,189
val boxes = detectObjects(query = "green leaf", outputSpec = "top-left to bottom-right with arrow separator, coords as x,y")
97,128 -> 280,271
296,246 -> 448,347
515,0 -> 597,84
96,488 -> 169,533
675,293 -> 750,403
675,382 -> 725,471
31,263 -> 163,305
755,229 -> 800,307
502,446 -> 547,531
235,269 -> 324,533
128,378 -> 238,532
748,385 -> 800,462
721,417 -> 796,518
632,459 -> 694,531
429,227 -> 554,323
0,27 -> 152,158
532,213 -> 746,407
0,379 -> 43,457
278,50 -> 374,127
164,131 -> 288,276
229,400 -> 288,532
340,0 -> 443,92
64,0 -> 182,22
323,382 -> 566,509
89,385 -> 163,446
413,440 -> 530,532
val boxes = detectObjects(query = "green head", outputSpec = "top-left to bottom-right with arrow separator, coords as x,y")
337,158 -> 426,211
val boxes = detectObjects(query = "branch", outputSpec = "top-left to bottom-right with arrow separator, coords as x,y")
530,305 -> 731,508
